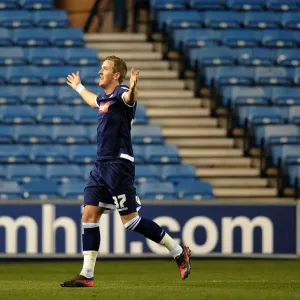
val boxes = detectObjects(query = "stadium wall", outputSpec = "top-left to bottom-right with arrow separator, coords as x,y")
0,201 -> 298,259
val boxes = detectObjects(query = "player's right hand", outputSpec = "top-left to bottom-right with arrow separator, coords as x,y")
66,71 -> 81,90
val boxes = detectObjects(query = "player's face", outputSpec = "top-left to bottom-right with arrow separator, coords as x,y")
98,60 -> 119,88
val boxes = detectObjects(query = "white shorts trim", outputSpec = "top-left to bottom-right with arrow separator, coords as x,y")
98,202 -> 115,210
120,153 -> 134,162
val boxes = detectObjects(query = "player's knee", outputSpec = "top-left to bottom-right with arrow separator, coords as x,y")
82,205 -> 103,223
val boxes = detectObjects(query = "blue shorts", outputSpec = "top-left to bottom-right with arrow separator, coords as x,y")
84,159 -> 141,215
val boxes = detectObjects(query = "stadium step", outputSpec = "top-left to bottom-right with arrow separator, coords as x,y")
168,138 -> 234,147
207,178 -> 268,187
126,61 -> 170,70
124,70 -> 177,79
138,80 -> 185,89
147,108 -> 210,117
196,168 -> 260,177
163,128 -> 226,137
140,99 -> 202,107
180,148 -> 243,158
139,90 -> 194,99
151,118 -> 217,127
98,51 -> 162,61
89,42 -> 153,51
214,187 -> 277,198
85,33 -> 147,42
183,157 -> 251,167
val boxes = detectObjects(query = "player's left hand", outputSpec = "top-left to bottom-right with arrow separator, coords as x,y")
129,68 -> 139,90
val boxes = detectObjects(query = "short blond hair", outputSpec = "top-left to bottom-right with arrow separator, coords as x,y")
105,55 -> 127,83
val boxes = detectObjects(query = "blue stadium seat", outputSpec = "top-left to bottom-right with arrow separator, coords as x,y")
138,182 -> 177,199
254,124 -> 299,147
36,106 -> 74,124
6,66 -> 43,84
145,145 -> 181,163
135,165 -> 161,183
12,28 -> 50,47
176,179 -> 215,200
51,125 -> 90,144
157,10 -> 202,31
227,0 -> 265,11
188,0 -> 226,10
6,164 -> 44,183
276,49 -> 300,67
42,66 -> 76,84
0,145 -> 30,163
284,107 -> 300,125
21,85 -> 57,105
288,165 -> 300,190
82,164 -> 94,180
236,48 -> 275,66
14,125 -> 52,143
64,48 -> 99,66
0,28 -> 12,46
150,0 -> 186,12
0,11 -> 32,28
244,12 -> 281,29
261,30 -> 299,48
0,106 -> 36,124
133,145 -> 146,163
131,125 -> 164,144
0,126 -> 14,143
255,67 -> 294,85
58,86 -> 85,105
0,86 -> 21,104
23,179 -> 59,199
21,0 -> 54,10
0,166 -> 6,179
271,87 -> 300,105
49,28 -> 85,47
29,145 -> 68,163
281,12 -> 300,29
221,29 -> 261,47
0,67 -> 7,84
0,181 -> 23,199
188,47 -> 235,68
68,145 -> 97,164
161,165 -> 197,183
74,106 -> 98,124
204,66 -> 255,86
203,11 -> 244,29
24,47 -> 64,66
293,67 -> 300,84
45,165 -> 83,183
271,144 -> 300,166
134,105 -> 149,125
0,0 -> 19,9
266,0 -> 300,11
221,86 -> 270,108
237,106 -> 283,127
33,10 -> 68,28
59,181 -> 85,199
80,66 -> 100,84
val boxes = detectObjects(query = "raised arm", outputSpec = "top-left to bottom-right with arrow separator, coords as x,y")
67,71 -> 98,108
123,68 -> 139,106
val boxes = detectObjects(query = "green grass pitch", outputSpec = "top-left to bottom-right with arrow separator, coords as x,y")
0,260 -> 299,300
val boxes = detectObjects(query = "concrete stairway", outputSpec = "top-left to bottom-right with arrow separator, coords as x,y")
85,33 -> 278,199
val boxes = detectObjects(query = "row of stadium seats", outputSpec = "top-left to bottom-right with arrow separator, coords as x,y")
0,28 -> 85,47
0,10 -> 68,28
0,179 -> 215,200
0,0 -> 53,10
0,145 -> 182,164
0,66 -> 107,85
151,0 -> 300,12
0,106 -> 148,125
0,164 -> 197,184
187,47 -> 300,68
0,125 -> 164,145
1,47 -> 99,66
157,10 -> 300,31
221,86 -> 300,108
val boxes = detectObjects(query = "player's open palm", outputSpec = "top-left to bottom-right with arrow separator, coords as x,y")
130,68 -> 139,90
67,71 -> 81,91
